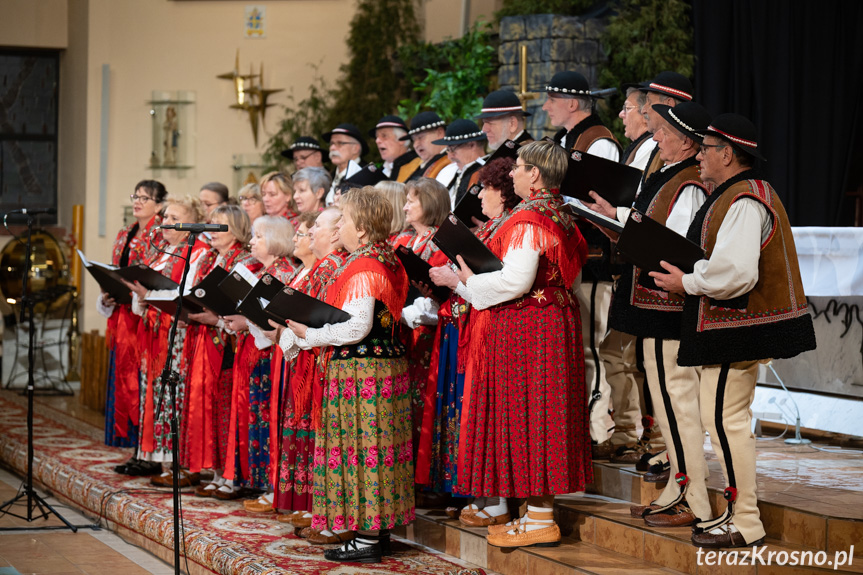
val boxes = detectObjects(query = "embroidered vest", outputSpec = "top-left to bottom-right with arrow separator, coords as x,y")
608,157 -> 705,340
393,150 -> 423,183
677,177 -> 816,366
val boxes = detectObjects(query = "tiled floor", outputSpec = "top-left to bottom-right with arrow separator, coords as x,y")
0,469 -> 173,575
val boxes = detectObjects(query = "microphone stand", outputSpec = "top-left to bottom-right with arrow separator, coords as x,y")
158,232 -> 199,575
0,213 -> 93,531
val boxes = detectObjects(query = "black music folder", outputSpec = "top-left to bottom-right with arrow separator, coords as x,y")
236,274 -> 286,329
615,209 -> 705,274
432,214 -> 503,275
143,294 -> 204,323
563,199 -> 625,234
77,250 -> 132,305
218,265 -> 257,306
560,149 -> 642,207
453,184 -> 487,225
184,267 -> 238,317
114,264 -> 180,292
394,245 -> 452,302
263,287 -> 351,329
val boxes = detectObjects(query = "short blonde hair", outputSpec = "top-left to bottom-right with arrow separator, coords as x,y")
238,183 -> 262,203
405,178 -> 450,228
518,140 -> 568,189
252,215 -> 295,258
163,194 -> 204,224
340,187 -> 392,245
375,180 -> 407,235
260,171 -> 297,212
211,204 -> 252,245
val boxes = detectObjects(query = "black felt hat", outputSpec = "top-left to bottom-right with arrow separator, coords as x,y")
322,123 -> 369,157
625,71 -> 694,102
280,136 -> 326,160
476,90 -> 531,119
340,163 -> 388,191
544,71 -> 593,98
430,119 -> 487,146
399,111 -> 447,141
652,102 -> 712,142
698,113 -> 766,161
368,115 -> 409,138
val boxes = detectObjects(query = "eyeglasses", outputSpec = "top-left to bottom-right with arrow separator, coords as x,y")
130,194 -> 153,203
513,163 -> 535,172
445,144 -> 466,153
293,152 -> 317,162
295,231 -> 310,238
239,195 -> 260,203
699,143 -> 727,154
329,140 -> 358,148
621,104 -> 637,114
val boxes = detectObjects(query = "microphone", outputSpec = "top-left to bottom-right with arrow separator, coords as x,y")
6,208 -> 56,215
160,223 -> 228,232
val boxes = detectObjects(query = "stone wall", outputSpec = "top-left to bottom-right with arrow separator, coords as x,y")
498,14 -> 608,140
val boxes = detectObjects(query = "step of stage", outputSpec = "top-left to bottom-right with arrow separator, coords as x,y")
589,460 -> 863,556
401,495 -> 862,575
396,507 -> 689,575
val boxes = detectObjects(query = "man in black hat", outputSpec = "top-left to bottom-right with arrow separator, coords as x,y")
322,123 -> 366,205
651,113 -> 815,549
280,137 -> 326,170
402,111 -> 451,181
370,115 -> 422,183
543,71 -> 621,451
431,119 -> 487,209
476,90 -> 534,152
590,102 -> 713,529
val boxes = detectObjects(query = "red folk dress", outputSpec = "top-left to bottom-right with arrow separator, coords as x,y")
455,188 -> 592,497
179,242 -> 260,472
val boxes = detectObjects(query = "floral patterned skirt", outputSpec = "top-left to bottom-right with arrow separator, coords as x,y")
429,322 -> 464,494
246,358 -> 272,490
455,304 -> 592,498
105,350 -> 139,448
276,354 -> 313,512
311,355 -> 415,532
138,330 -> 186,462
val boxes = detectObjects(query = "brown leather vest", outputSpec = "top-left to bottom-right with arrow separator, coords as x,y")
423,154 -> 451,179
573,125 -> 621,155
678,179 -> 816,366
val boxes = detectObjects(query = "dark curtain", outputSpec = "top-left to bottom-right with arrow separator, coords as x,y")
692,0 -> 863,226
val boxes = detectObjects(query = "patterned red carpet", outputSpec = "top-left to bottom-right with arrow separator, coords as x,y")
0,394 -> 485,575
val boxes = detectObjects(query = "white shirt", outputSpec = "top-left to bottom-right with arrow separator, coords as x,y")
279,296 -> 372,361
629,137 -> 657,171
435,162 -> 459,193
325,159 -> 362,205
615,158 -> 700,225
682,198 -> 772,300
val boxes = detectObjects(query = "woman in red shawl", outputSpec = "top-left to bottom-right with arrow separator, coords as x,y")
282,188 -> 411,564
123,196 -> 209,482
98,180 -> 165,475
180,205 -> 260,492
435,141 -> 591,548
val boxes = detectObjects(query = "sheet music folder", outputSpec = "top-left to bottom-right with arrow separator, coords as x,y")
77,249 -> 132,305
114,264 -> 180,292
563,199 -> 625,234
615,209 -> 705,274
432,214 -> 502,275
560,149 -> 642,207
263,288 -> 351,329
184,267 -> 238,317
236,274 -> 286,329
394,246 -> 452,301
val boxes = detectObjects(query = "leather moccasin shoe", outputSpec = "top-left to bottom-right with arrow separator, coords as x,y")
307,530 -> 355,545
592,440 -> 617,460
692,529 -> 764,549
290,514 -> 312,528
630,504 -> 660,518
487,522 -> 561,548
212,486 -> 243,500
297,526 -> 316,539
276,513 -> 294,524
244,499 -> 275,513
643,504 -> 697,527
323,539 -> 381,564
644,468 -> 670,483
150,472 -> 173,487
459,509 -> 510,527
487,516 -> 524,535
